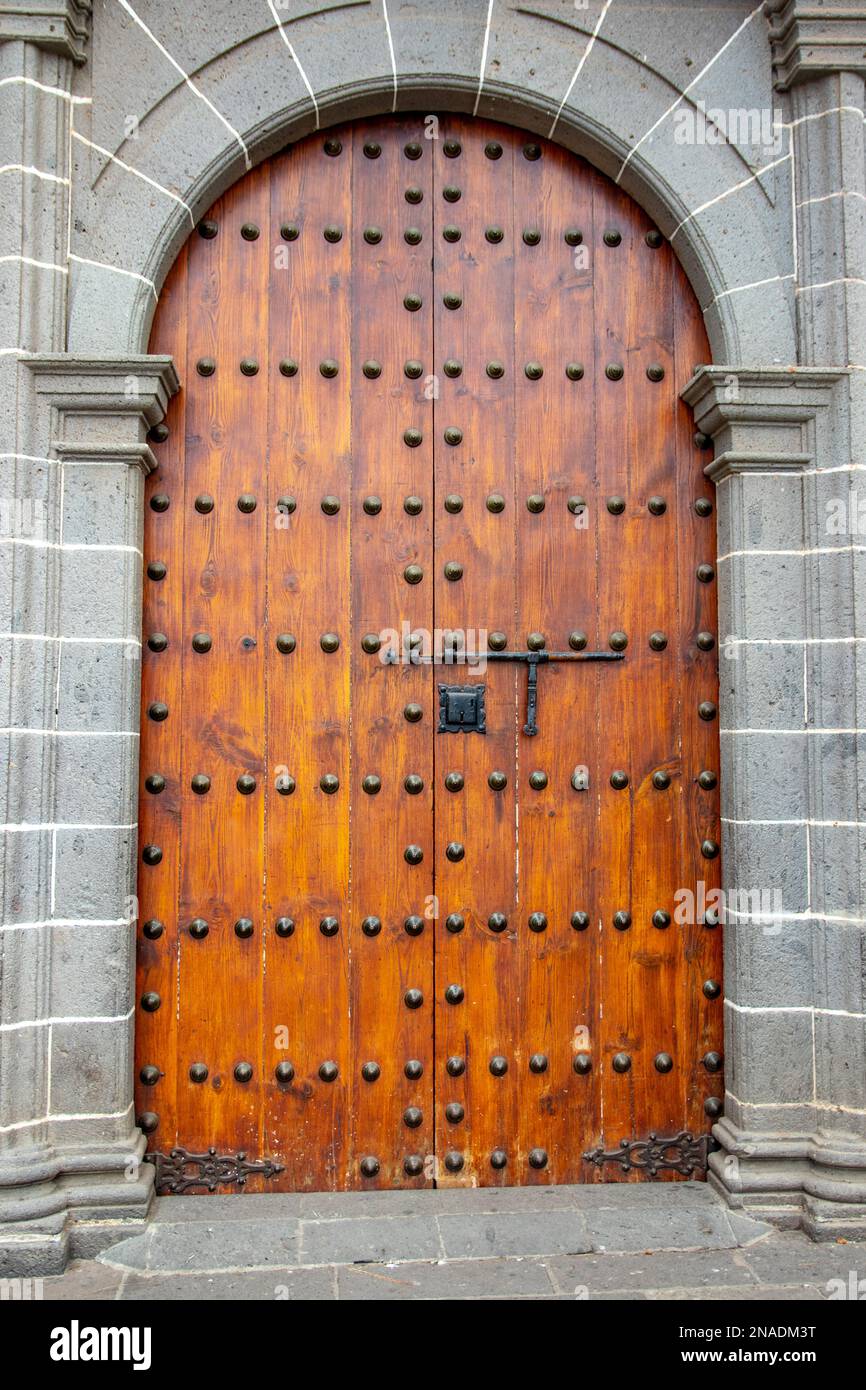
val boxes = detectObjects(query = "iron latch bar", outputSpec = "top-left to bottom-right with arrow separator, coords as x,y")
384,647 -> 624,736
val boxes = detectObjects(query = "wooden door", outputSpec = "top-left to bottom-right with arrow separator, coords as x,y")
136,116 -> 722,1194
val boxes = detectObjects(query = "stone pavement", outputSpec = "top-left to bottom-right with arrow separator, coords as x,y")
37,1183 -> 866,1301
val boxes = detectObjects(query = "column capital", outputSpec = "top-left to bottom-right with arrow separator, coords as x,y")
767,0 -> 866,90
0,0 -> 91,63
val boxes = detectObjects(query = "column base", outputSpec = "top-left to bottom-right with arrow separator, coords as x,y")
0,1133 -> 154,1276
709,1118 -> 866,1241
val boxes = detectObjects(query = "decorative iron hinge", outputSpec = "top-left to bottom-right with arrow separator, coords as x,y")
145,1146 -> 285,1194
583,1131 -> 716,1178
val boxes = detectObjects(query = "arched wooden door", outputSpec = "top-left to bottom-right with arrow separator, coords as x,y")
136,116 -> 722,1194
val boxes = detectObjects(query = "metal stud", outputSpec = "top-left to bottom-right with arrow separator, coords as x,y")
150,492 -> 170,512
190,774 -> 211,796
528,1148 -> 548,1169
404,703 -> 423,723
280,223 -> 299,242
528,912 -> 547,933
488,913 -> 508,933
147,561 -> 167,582
701,839 -> 720,860
362,916 -> 381,937
404,844 -> 424,865
527,632 -> 546,651
703,979 -> 722,1000
404,774 -> 424,796
444,1151 -> 464,1173
318,1061 -> 339,1081
445,842 -> 465,863
404,563 -> 423,585
234,917 -> 254,938
445,1103 -> 465,1124
648,631 -> 668,653
612,1052 -> 631,1073
703,1051 -> 723,1073
565,363 -> 585,381
490,1149 -> 508,1170
485,141 -> 503,159
320,774 -> 340,795
704,908 -> 720,928
694,431 -> 713,450
573,1054 -> 592,1075
363,226 -> 382,245
444,493 -> 463,513
564,228 -> 583,246
276,774 -> 295,796
485,226 -> 504,244
194,493 -> 214,514
404,988 -> 424,1009
606,495 -> 625,515
405,186 -> 423,204
443,225 -> 461,243
443,358 -> 463,379
323,225 -> 343,243
695,497 -> 713,517
362,774 -> 382,795
647,495 -> 667,515
568,631 -> 588,652
446,1056 -> 465,1077
443,184 -> 461,202
571,911 -> 590,931
443,292 -> 462,310
361,633 -> 382,656
404,141 -> 423,160
526,493 -> 545,513
403,1106 -> 423,1128
140,1064 -> 161,1086
443,139 -> 462,157
145,774 -> 165,794
198,219 -> 218,239
361,360 -> 382,380
696,563 -> 715,583
646,229 -> 664,248
445,913 -> 464,934
698,770 -> 718,790
403,1155 -> 423,1176
141,991 -> 160,1012
319,359 -> 339,379
445,772 -> 464,792
405,1059 -> 424,1080
523,227 -> 541,246
704,1097 -> 723,1118
444,426 -> 463,445
236,774 -> 256,796
188,918 -> 209,940
488,771 -> 507,791
609,631 -> 628,651
529,1053 -> 548,1074
696,631 -> 716,651
404,426 -> 423,446
361,1062 -> 381,1083
605,363 -> 624,381
652,769 -> 671,790
444,983 -> 464,1004
320,632 -> 340,653
489,1056 -> 508,1076
698,701 -> 717,722
237,493 -> 257,514
275,1061 -> 295,1082
138,1112 -> 159,1133
147,634 -> 168,654
524,362 -> 543,381
488,631 -> 507,651
319,916 -> 339,936
279,359 -> 299,381
652,910 -> 671,929
191,632 -> 212,655
142,919 -> 164,939
323,137 -> 342,156
444,560 -> 463,581
404,360 -> 424,381
142,844 -> 162,866
613,910 -> 631,931
404,915 -> 424,937
275,918 -> 295,938
523,142 -> 541,160
529,771 -> 548,790
610,770 -> 629,790
646,363 -> 665,382
196,357 -> 215,377
239,358 -> 259,377
404,227 -> 423,245
240,222 -> 259,241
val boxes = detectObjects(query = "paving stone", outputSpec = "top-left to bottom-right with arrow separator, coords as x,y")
118,1267 -> 336,1301
544,1248 -> 758,1295
583,1203 -> 740,1253
741,1232 -> 866,1290
299,1215 -> 442,1267
437,1209 -> 592,1260
40,1260 -> 125,1300
649,1283 -> 827,1301
338,1256 -> 556,1300
153,1194 -> 306,1223
102,1219 -> 300,1273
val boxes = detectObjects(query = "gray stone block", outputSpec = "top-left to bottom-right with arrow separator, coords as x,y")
104,1217 -> 301,1273
727,1007 -> 815,1106
338,1254 -> 554,1300
0,825 -> 53,923
436,1208 -> 591,1259
118,1265 -> 335,1300
812,919 -> 866,1014
61,463 -> 142,548
721,551 -> 808,643
299,1214 -> 441,1266
0,923 -> 45,1025
49,1017 -> 134,1117
813,1012 -> 866,1110
722,820 -> 809,915
722,640 -> 805,729
723,916 -> 814,1010
57,642 -> 139,733
544,1246 -> 757,1294
58,548 -> 140,641
52,826 -> 136,920
720,729 -> 809,822
49,923 -> 134,1018
582,1201 -> 739,1253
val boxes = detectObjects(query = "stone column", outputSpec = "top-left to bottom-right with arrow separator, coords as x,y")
684,362 -> 866,1238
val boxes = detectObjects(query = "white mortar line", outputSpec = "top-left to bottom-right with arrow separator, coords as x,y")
0,347 -> 31,356
68,253 -> 158,302
669,151 -> 791,242
718,545 -> 866,559
0,728 -> 140,736
796,276 -> 866,294
0,1007 -> 135,1033
0,164 -> 69,185
0,75 -> 91,102
725,910 -> 866,925
721,817 -> 865,828
1,919 -> 132,931
0,1103 -> 134,1134
381,0 -> 398,113
547,0 -> 613,139
717,463 -> 865,477
616,1 -> 764,181
726,1093 -> 866,1116
797,189 -> 866,208
790,122 -> 798,285
50,827 -> 57,916
725,1002 -> 866,1019
704,273 -> 795,308
721,727 -> 866,735
266,0 -> 319,128
0,823 -> 138,832
723,637 -> 866,645
71,130 -> 195,226
0,538 -> 142,553
116,0 -> 251,166
781,105 -> 866,129
0,633 -> 141,645
0,254 -> 68,274
473,0 -> 495,117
